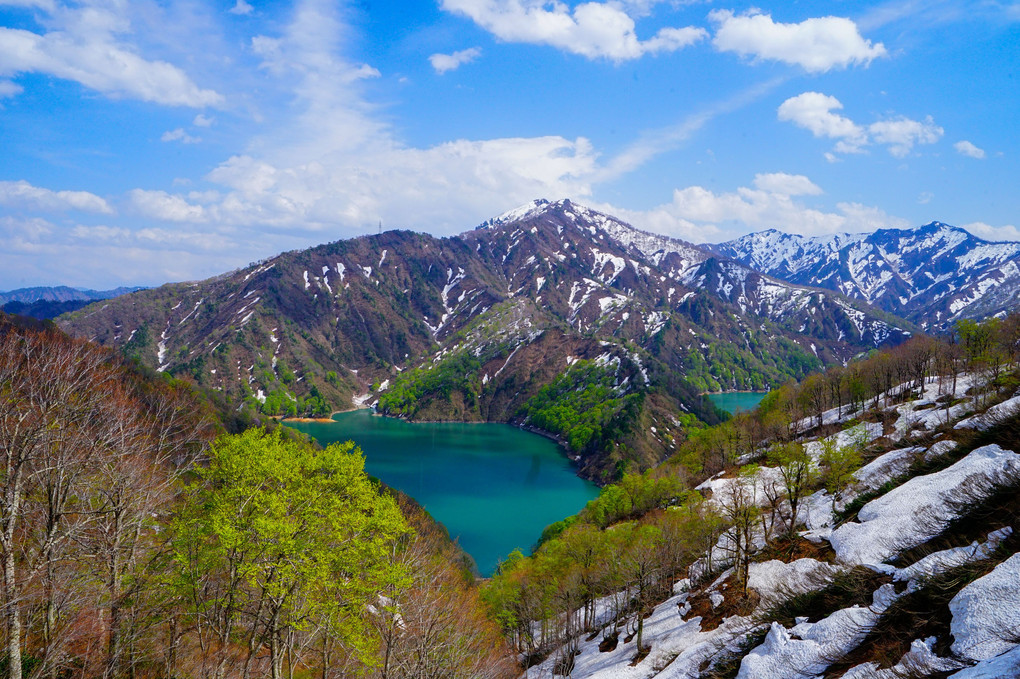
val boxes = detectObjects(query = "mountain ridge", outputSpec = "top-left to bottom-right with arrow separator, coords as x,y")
711,221 -> 1020,330
58,199 -> 919,480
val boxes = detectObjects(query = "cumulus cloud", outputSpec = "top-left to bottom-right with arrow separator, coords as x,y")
623,176 -> 910,241
710,10 -> 886,72
954,140 -> 986,159
177,1 -> 601,234
193,113 -> 215,127
229,0 -> 254,15
161,128 -> 201,144
752,172 -> 823,196
778,92 -> 943,157
0,179 -> 114,214
0,3 -> 223,108
128,189 -> 206,223
430,47 -> 483,73
440,0 -> 706,61
869,116 -> 943,157
962,221 -> 1020,242
777,92 -> 868,152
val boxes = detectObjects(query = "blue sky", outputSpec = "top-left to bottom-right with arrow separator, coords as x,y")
0,0 -> 1018,289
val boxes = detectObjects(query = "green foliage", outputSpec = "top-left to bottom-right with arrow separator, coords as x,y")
172,428 -> 411,667
521,360 -> 640,453
378,351 -> 483,417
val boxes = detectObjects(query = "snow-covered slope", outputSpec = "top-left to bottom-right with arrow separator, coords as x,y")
712,222 -> 1020,329
525,372 -> 1020,679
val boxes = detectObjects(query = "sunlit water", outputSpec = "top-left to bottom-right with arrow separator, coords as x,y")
706,391 -> 768,414
285,409 -> 598,576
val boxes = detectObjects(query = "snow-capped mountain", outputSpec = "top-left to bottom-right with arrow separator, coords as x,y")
57,198 -> 914,481
711,223 -> 1020,330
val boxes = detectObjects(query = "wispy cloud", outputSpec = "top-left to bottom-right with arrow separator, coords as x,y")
0,3 -> 223,108
429,47 -> 482,74
595,77 -> 787,183
0,179 -> 114,214
161,128 -> 202,144
954,140 -> 986,159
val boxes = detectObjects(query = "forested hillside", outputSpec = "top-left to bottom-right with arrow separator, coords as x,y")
0,313 -> 515,679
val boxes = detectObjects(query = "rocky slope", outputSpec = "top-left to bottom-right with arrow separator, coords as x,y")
59,200 -> 914,481
711,222 -> 1020,331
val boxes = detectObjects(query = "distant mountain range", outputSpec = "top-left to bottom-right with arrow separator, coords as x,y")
710,222 -> 1020,330
0,285 -> 145,319
58,199 -> 935,480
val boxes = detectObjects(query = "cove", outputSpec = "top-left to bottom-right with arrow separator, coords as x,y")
707,391 -> 769,414
284,409 -> 599,576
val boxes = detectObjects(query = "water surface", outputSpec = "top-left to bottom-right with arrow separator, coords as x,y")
285,410 -> 598,576
707,391 -> 769,414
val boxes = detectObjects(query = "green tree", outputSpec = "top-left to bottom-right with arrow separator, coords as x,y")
173,428 -> 410,679
767,442 -> 814,533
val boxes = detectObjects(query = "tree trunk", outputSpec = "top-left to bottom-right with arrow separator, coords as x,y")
4,548 -> 22,679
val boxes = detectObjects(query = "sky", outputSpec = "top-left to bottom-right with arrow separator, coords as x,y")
0,0 -> 1018,290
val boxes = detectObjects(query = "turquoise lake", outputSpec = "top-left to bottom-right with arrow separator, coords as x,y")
284,410 -> 599,576
707,391 -> 769,414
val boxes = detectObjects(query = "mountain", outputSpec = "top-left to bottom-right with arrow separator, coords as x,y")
58,199 -> 914,481
0,285 -> 146,319
711,222 -> 1020,330
0,285 -> 144,305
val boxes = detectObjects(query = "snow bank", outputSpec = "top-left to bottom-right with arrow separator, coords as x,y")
894,527 -> 1012,584
828,445 -> 1020,565
924,438 -> 959,463
843,637 -> 965,678
524,588 -> 763,679
949,644 -> 1020,678
852,446 -> 924,490
735,584 -> 899,679
746,559 -> 841,607
954,394 -> 1020,431
950,552 -> 1020,661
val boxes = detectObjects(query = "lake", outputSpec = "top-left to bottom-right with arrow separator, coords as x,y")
707,391 -> 768,414
284,410 -> 599,576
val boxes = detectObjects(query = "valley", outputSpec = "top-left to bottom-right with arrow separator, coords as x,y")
284,409 -> 598,576
56,199 -> 932,482
3,208 -> 1020,679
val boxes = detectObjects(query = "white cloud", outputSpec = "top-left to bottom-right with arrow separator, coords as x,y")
642,177 -> 909,241
954,140 -> 986,159
868,116 -> 942,157
0,4 -> 223,108
128,189 -> 206,223
752,172 -> 823,196
710,10 -> 886,72
229,0 -> 254,16
193,113 -> 215,127
161,128 -> 201,144
778,92 -> 943,158
429,47 -> 482,74
0,179 -> 113,214
0,79 -> 23,97
962,221 -> 1020,242
777,92 -> 868,152
440,0 -> 706,61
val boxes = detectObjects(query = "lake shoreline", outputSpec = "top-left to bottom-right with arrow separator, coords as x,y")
283,410 -> 598,575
